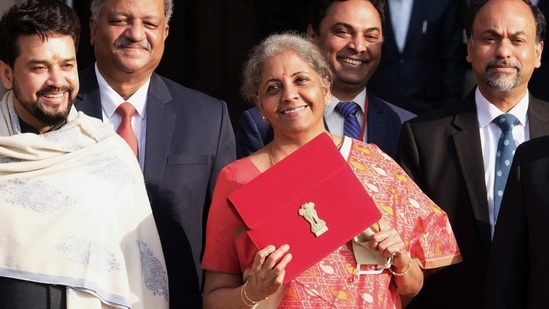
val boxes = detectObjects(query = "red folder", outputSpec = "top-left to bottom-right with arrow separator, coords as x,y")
228,133 -> 381,283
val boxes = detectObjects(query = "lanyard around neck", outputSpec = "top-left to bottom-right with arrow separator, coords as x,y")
358,95 -> 369,140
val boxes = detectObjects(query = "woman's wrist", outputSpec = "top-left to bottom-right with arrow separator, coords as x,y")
390,251 -> 413,276
240,278 -> 268,307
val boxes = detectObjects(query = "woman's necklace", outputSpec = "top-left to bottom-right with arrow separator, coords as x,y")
269,134 -> 343,167
269,143 -> 275,167
335,135 -> 344,150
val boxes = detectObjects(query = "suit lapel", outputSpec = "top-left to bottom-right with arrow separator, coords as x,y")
75,66 -> 103,119
404,0 -> 436,52
452,93 -> 492,248
383,2 -> 399,53
143,74 -> 176,181
76,68 -> 178,181
448,93 -> 549,248
527,95 -> 549,138
405,0 -> 423,50
366,94 -> 387,145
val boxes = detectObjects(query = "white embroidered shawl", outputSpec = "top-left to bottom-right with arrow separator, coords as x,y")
0,91 -> 169,309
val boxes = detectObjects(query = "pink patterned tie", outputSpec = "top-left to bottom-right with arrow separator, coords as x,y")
116,102 -> 139,159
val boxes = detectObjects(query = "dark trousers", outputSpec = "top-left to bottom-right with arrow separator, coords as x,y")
0,276 -> 66,309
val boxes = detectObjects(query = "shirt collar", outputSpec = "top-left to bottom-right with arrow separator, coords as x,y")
475,87 -> 529,129
325,88 -> 367,117
94,62 -> 149,119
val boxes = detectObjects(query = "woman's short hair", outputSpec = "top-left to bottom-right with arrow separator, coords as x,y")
241,31 -> 334,104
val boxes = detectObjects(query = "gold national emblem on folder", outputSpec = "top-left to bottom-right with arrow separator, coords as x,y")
298,202 -> 328,237
228,132 -> 381,283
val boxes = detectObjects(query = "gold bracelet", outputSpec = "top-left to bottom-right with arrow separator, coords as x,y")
389,251 -> 413,276
240,278 -> 268,307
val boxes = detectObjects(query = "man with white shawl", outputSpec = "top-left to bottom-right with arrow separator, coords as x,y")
0,0 -> 168,308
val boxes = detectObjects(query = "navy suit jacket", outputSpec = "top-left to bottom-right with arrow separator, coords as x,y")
484,135 -> 549,308
235,92 -> 415,159
397,90 -> 549,309
75,66 -> 236,309
368,0 -> 466,114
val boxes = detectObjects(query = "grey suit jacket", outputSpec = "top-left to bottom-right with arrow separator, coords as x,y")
75,65 -> 236,309
397,89 -> 549,309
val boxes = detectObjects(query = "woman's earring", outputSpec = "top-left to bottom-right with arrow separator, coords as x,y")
261,115 -> 267,121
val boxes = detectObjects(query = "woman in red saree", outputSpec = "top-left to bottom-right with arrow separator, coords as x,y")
202,32 -> 461,309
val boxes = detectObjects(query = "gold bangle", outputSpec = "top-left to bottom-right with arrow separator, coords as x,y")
240,278 -> 267,307
390,251 -> 413,276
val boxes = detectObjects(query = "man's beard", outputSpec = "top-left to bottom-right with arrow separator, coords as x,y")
12,80 -> 74,127
484,59 -> 521,91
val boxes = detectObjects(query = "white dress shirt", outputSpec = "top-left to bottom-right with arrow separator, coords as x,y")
476,87 -> 530,236
389,0 -> 414,52
95,63 -> 149,170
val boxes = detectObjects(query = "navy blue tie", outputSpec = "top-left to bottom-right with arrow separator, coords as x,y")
335,101 -> 361,139
493,114 -> 518,223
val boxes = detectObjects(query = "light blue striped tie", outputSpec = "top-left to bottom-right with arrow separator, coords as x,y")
493,114 -> 518,223
335,101 -> 361,139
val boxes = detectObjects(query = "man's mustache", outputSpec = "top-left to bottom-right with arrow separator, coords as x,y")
36,85 -> 73,97
485,59 -> 521,71
114,37 -> 152,51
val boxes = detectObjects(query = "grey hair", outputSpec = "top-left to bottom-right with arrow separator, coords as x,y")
90,0 -> 173,24
241,31 -> 334,104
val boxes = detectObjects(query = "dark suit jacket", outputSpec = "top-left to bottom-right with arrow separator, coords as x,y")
396,89 -> 549,309
368,0 -> 466,114
235,92 -> 415,159
484,135 -> 549,309
75,66 -> 236,309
